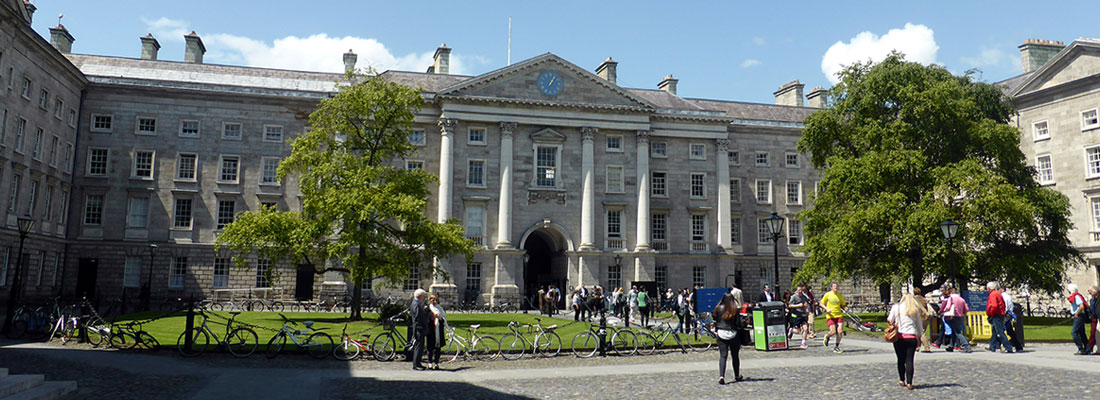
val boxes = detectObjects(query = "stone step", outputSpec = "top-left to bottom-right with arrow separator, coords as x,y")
0,375 -> 44,398
0,369 -> 7,379
0,380 -> 77,400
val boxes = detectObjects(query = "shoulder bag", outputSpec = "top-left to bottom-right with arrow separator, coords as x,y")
884,307 -> 899,342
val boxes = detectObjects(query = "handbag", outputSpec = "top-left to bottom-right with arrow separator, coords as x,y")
738,329 -> 752,345
884,322 -> 899,342
717,329 -> 735,340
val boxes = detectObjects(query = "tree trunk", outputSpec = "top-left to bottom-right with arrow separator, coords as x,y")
350,279 -> 363,321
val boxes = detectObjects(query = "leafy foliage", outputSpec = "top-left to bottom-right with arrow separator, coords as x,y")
795,54 -> 1080,293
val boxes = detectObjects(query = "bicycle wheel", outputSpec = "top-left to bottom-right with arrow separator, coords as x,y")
270,301 -> 284,313
306,332 -> 334,359
571,332 -> 599,358
371,332 -> 397,361
334,338 -> 361,361
611,330 -> 637,356
111,331 -> 138,349
499,333 -> 526,360
266,332 -> 287,359
85,322 -> 109,347
227,328 -> 259,358
472,336 -> 500,361
536,331 -> 562,357
210,302 -> 223,312
136,331 -> 160,351
176,328 -> 210,356
690,329 -> 716,352
636,332 -> 659,355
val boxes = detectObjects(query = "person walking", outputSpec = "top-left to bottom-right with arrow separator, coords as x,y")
758,284 -> 775,303
572,289 -> 583,321
941,286 -> 972,353
676,289 -> 688,333
714,289 -> 746,385
637,287 -> 650,328
912,287 -> 935,353
985,282 -> 1013,353
1001,288 -> 1023,352
408,289 -> 429,370
548,285 -> 560,316
426,294 -> 447,370
820,282 -> 847,353
627,286 -> 639,325
1068,283 -> 1090,355
887,293 -> 929,390
787,284 -> 810,348
805,284 -> 817,339
1088,286 -> 1100,354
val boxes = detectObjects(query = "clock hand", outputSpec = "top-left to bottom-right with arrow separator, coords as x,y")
548,76 -> 556,87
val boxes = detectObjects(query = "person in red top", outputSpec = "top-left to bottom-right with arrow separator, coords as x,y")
985,282 -> 1013,353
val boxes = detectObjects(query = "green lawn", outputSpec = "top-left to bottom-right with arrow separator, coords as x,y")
809,313 -> 1075,343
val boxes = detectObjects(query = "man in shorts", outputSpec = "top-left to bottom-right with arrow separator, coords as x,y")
788,284 -> 810,348
820,282 -> 847,353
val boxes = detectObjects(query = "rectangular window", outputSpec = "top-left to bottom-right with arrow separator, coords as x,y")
43,186 -> 53,221
217,200 -> 236,229
404,265 -> 420,291
219,155 -> 240,183
606,165 -> 623,193
608,263 -> 622,290
169,257 -> 187,288
606,135 -> 622,151
48,136 -> 58,166
50,253 -> 60,287
691,214 -> 706,242
60,190 -> 68,225
1033,120 -> 1049,140
729,150 -> 740,165
758,218 -> 771,244
468,127 -> 485,145
213,258 -> 230,288
180,120 -> 200,137
133,150 -> 154,179
651,213 -> 667,241
1083,109 -> 1100,131
263,125 -> 283,142
756,180 -> 772,203
68,109 -> 76,127
730,178 -> 741,203
785,152 -> 799,168
127,197 -> 149,228
0,109 -> 6,144
651,171 -> 667,197
177,153 -> 197,180
256,259 -> 271,288
535,146 -> 557,187
91,114 -> 112,132
789,220 -> 803,245
84,194 -> 104,225
1092,197 -> 1100,231
692,266 -> 706,288
467,160 -> 485,186
1086,146 -> 1100,178
54,100 -> 63,119
31,128 -> 42,159
124,257 -> 142,288
173,198 -> 193,229
1036,154 -> 1054,184
786,181 -> 802,205
261,158 -> 280,184
755,152 -> 769,166
464,205 -> 484,246
137,117 -> 156,135
26,180 -> 37,216
222,122 -> 241,139
607,210 -> 622,238
655,265 -> 668,289
14,118 -> 25,152
690,143 -> 706,160
260,201 -> 276,210
731,216 -> 741,244
87,148 -> 108,176
64,143 -> 72,172
406,160 -> 423,171
7,174 -> 20,213
0,248 -> 7,286
466,262 -> 482,294
408,129 -> 425,146
38,89 -> 48,109
691,173 -> 706,198
651,142 -> 667,158
20,77 -> 30,99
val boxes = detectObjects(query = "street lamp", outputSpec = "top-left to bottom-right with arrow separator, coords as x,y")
142,243 -> 158,311
764,212 -> 785,299
940,219 -> 961,291
3,217 -> 35,334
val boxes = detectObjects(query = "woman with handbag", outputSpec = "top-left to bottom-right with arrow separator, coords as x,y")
886,293 -> 930,390
713,289 -> 745,385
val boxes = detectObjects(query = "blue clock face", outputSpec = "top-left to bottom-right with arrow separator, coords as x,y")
536,70 -> 564,96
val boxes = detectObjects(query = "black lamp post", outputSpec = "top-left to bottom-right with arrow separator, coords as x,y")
764,212 -> 785,299
3,217 -> 35,334
142,243 -> 158,311
940,219 -> 960,291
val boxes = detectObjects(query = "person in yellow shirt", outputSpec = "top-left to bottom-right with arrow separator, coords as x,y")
820,282 -> 847,353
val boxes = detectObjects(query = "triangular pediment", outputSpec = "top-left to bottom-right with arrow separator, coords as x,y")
440,53 -> 655,109
529,127 -> 567,142
1013,40 -> 1100,97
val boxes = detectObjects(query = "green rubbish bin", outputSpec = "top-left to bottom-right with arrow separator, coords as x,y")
753,301 -> 788,351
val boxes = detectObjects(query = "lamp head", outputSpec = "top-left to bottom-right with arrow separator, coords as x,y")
17,217 -> 34,235
764,212 -> 784,237
613,254 -> 622,267
939,219 -> 960,240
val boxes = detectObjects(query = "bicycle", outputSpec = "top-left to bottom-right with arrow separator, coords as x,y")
8,303 -> 52,340
266,313 -> 333,359
570,316 -> 636,358
371,314 -> 410,361
48,305 -> 80,345
333,323 -> 372,361
500,318 -> 562,360
177,311 -> 260,358
635,321 -> 693,355
443,323 -> 500,361
109,320 -> 160,351
684,314 -> 717,352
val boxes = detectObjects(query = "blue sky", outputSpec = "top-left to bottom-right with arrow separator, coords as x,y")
27,1 -> 1100,104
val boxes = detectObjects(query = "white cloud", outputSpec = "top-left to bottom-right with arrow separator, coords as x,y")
820,23 -> 938,84
752,37 -> 766,46
741,59 -> 762,68
142,18 -> 486,75
960,47 -> 1007,68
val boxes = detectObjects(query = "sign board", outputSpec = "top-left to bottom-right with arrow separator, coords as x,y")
963,290 -> 989,311
694,288 -> 727,314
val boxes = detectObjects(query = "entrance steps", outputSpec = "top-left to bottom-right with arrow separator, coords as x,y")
0,368 -> 77,400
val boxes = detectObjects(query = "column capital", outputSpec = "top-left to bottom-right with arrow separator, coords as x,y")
438,118 -> 458,134
581,126 -> 598,143
636,130 -> 650,143
500,121 -> 517,136
716,138 -> 730,151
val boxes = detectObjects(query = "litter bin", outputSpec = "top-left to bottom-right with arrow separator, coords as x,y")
1012,304 -> 1025,348
753,301 -> 788,351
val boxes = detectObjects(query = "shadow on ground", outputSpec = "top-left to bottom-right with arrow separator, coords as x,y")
322,377 -> 537,400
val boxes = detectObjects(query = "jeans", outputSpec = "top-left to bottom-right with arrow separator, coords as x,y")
893,337 -> 919,385
1004,314 -> 1022,350
1072,316 -> 1089,352
1088,319 -> 1097,352
639,306 -> 649,327
717,336 -> 741,379
948,318 -> 970,350
987,315 -> 1012,352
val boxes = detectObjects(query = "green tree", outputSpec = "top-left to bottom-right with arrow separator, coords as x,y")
795,54 -> 1080,294
216,74 -> 475,319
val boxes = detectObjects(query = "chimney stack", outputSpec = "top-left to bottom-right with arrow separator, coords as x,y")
658,74 -> 678,95
184,31 -> 205,64
1019,39 -> 1065,73
806,86 -> 827,108
343,49 -> 357,73
596,57 -> 618,84
773,80 -> 805,107
49,24 -> 74,54
23,1 -> 35,23
432,44 -> 451,74
140,34 -> 160,60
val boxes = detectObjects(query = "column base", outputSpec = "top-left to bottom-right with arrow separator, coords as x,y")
429,283 -> 459,306
494,242 -> 514,250
490,284 -> 521,307
633,244 -> 651,252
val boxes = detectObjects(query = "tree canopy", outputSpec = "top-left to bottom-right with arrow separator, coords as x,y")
794,54 -> 1080,294
216,74 -> 475,318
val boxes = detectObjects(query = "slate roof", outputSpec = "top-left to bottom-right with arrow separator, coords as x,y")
378,70 -> 471,93
995,71 -> 1035,95
626,88 -> 707,111
686,98 -> 816,124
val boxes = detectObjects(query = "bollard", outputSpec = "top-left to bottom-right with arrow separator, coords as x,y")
247,289 -> 253,312
597,312 -> 608,357
78,297 -> 90,344
184,301 -> 195,353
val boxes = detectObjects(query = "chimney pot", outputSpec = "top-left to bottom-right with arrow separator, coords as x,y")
140,34 -> 161,60
343,49 -> 357,73
184,31 -> 206,64
806,86 -> 828,108
596,57 -> 618,84
432,44 -> 451,75
773,80 -> 805,107
49,24 -> 75,54
1019,38 -> 1066,74
22,1 -> 35,23
658,74 -> 678,95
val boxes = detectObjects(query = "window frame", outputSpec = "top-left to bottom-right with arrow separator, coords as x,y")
54,99 -> 63,120
788,219 -> 803,246
218,155 -> 241,184
1036,153 -> 1054,184
126,196 -> 149,228
90,114 -> 113,133
730,178 -> 741,203
730,215 -> 742,244
463,203 -> 486,246
176,153 -> 198,182
689,143 -> 707,160
31,128 -> 42,160
466,159 -> 486,187
260,157 -> 281,186
690,172 -> 707,199
533,144 -> 562,188
48,135 -> 59,166
786,180 -> 802,205
467,127 -> 486,145
83,193 -> 104,226
728,150 -> 740,166
263,124 -> 284,143
651,171 -> 667,197
406,160 -> 424,171
13,118 -> 25,153
216,199 -> 236,230
1033,120 -> 1050,141
7,173 -> 19,213
172,197 -> 193,229
784,152 -> 800,168
690,213 -> 707,242
86,147 -> 109,177
179,119 -> 201,138
123,257 -> 143,288
131,149 -> 155,180
754,151 -> 770,167
136,116 -> 157,135
606,134 -> 623,152
651,141 -> 667,158
606,208 -> 623,239
20,76 -> 31,99
408,129 -> 426,146
169,257 -> 187,288
213,258 -> 231,288
221,122 -> 242,140
755,179 -> 772,204
605,165 -> 624,193
38,89 -> 48,110
1085,145 -> 1100,179
651,212 -> 668,241
1083,108 -> 1100,131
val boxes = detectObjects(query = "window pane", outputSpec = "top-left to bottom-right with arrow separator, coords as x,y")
127,197 -> 148,227
217,200 -> 236,229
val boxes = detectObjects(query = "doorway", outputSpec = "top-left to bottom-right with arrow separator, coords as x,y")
295,264 -> 314,301
522,230 -> 567,310
76,258 -> 98,299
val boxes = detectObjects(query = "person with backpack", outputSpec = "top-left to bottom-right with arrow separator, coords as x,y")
1068,283 -> 1090,355
940,285 -> 972,353
985,282 -> 1013,353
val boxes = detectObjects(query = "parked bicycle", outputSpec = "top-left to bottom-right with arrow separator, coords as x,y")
177,311 -> 259,358
371,314 -> 410,361
571,316 -> 636,358
333,323 -> 372,361
266,313 -> 333,359
500,318 -> 562,360
107,320 -> 160,351
444,323 -> 500,361
635,321 -> 693,355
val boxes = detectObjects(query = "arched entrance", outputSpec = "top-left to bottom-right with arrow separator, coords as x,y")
521,229 -> 568,311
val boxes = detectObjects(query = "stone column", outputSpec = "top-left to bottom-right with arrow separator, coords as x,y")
433,118 -> 458,293
716,139 -> 732,250
496,122 -> 516,249
579,127 -> 597,251
634,130 -> 651,251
